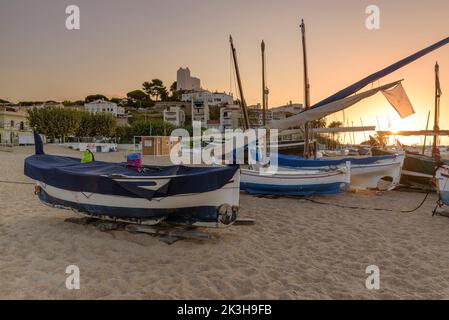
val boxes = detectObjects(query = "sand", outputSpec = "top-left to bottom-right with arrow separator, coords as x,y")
2,145 -> 449,299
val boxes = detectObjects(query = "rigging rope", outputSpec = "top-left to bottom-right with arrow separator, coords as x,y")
0,180 -> 35,185
302,192 -> 430,213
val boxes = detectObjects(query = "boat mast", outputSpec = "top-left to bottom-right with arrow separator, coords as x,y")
261,40 -> 268,126
230,35 -> 250,130
300,19 -> 311,158
432,62 -> 442,158
422,110 -> 431,155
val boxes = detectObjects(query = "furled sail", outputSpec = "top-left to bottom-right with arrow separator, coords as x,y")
311,37 -> 449,110
269,81 -> 401,130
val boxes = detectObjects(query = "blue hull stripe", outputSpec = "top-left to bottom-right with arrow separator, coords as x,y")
38,189 -> 219,223
240,182 -> 346,196
440,191 -> 449,206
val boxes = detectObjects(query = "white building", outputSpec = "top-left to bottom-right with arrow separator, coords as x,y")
84,99 -> 125,118
181,90 -> 233,106
163,107 -> 185,127
247,104 -> 273,127
191,100 -> 209,128
271,102 -> 303,120
219,104 -> 242,131
177,67 -> 201,91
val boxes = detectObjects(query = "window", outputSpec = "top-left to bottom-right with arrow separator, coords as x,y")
10,120 -> 14,128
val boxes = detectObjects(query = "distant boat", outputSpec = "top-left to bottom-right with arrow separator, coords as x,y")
275,153 -> 404,190
240,164 -> 350,196
24,132 -> 240,228
435,165 -> 449,206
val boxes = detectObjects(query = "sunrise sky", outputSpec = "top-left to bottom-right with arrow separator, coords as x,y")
1,0 -> 448,144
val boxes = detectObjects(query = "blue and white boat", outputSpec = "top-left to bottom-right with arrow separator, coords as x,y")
24,133 -> 240,228
240,164 -> 350,196
435,165 -> 449,206
276,153 -> 404,190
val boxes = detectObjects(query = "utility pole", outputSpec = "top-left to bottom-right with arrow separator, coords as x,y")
300,19 -> 311,158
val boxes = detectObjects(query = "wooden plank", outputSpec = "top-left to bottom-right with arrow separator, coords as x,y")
158,235 -> 181,245
234,218 -> 256,226
65,217 -> 99,225
125,224 -> 213,241
93,221 -> 126,232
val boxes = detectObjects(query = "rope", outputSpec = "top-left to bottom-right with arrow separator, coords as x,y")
302,192 -> 431,213
0,180 -> 35,185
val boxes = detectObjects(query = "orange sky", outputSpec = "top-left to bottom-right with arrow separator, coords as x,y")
1,0 -> 448,144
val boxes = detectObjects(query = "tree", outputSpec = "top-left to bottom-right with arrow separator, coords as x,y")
143,79 -> 168,101
127,90 -> 148,102
85,94 -> 108,103
168,81 -> 187,101
27,108 -> 117,141
327,121 -> 343,145
115,119 -> 177,143
328,121 -> 342,128
27,107 -> 82,142
62,100 -> 84,106
170,81 -> 177,93
0,98 -> 10,104
311,118 -> 327,128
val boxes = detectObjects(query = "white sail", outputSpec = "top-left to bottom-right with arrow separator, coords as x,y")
269,81 -> 404,130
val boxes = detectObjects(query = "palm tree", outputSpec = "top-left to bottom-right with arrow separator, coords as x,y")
328,121 -> 343,145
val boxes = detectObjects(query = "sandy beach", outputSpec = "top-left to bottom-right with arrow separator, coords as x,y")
2,145 -> 449,299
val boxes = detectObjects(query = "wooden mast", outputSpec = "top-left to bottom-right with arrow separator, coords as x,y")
261,40 -> 268,126
422,110 -> 431,155
300,19 -> 311,158
432,62 -> 441,159
229,35 -> 250,130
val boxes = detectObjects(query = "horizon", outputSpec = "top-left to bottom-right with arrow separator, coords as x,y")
1,0 -> 449,144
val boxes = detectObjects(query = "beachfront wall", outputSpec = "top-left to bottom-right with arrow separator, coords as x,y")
61,142 -> 117,153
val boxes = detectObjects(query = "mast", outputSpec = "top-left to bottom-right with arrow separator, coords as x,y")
261,40 -> 268,126
300,19 -> 311,158
422,110 -> 431,155
229,35 -> 250,130
432,62 -> 442,158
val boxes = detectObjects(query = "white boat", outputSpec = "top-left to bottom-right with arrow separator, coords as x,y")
240,164 -> 350,196
276,153 -> 404,190
349,154 -> 404,190
435,165 -> 449,206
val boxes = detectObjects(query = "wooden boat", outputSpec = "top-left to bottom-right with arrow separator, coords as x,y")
435,165 -> 449,205
24,133 -> 240,228
240,164 -> 350,196
276,153 -> 404,190
373,150 -> 448,190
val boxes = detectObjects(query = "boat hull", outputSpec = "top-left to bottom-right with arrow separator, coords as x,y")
436,166 -> 449,205
276,154 -> 404,190
240,167 -> 349,196
34,171 -> 240,228
350,158 -> 403,190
